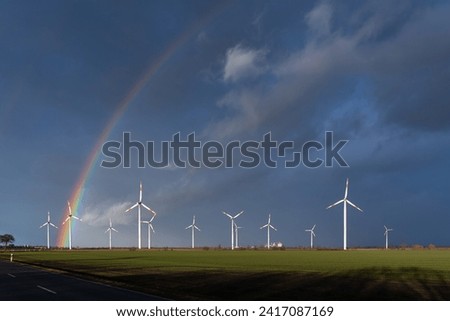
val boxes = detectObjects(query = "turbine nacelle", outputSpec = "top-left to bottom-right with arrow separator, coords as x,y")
105,218 -> 118,233
260,214 -> 277,231
63,201 -> 82,224
384,225 -> 393,235
222,210 -> 244,220
305,224 -> 316,237
142,220 -> 155,233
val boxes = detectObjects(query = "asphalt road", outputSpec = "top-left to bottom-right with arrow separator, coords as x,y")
0,259 -> 165,300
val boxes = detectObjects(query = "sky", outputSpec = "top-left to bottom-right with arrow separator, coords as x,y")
1,0 -> 450,249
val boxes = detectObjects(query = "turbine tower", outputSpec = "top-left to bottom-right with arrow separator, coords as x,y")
62,201 -> 81,250
305,224 -> 316,249
141,215 -> 156,249
39,211 -> 58,249
326,178 -> 363,250
105,218 -> 118,250
234,222 -> 243,249
384,225 -> 393,249
125,181 -> 156,249
185,215 -> 200,249
260,214 -> 277,249
222,210 -> 243,250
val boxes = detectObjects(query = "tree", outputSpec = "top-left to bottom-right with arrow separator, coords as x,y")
0,234 -> 15,249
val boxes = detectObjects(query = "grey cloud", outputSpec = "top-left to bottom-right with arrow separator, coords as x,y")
305,1 -> 333,37
206,1 -> 450,144
81,201 -> 134,227
223,44 -> 268,82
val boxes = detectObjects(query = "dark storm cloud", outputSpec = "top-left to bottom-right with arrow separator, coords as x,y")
366,4 -> 450,131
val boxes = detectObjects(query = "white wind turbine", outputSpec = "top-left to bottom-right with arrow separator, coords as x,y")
384,225 -> 393,249
326,178 -> 363,250
305,224 -> 316,249
39,211 -> 58,249
62,201 -> 82,250
222,210 -> 243,250
185,215 -> 200,249
234,222 -> 243,249
260,214 -> 277,249
141,215 -> 156,249
125,181 -> 156,249
105,218 -> 118,250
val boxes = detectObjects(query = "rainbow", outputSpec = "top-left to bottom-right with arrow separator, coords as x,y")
57,2 -> 230,247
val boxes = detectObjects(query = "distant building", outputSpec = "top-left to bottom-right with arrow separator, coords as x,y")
272,241 -> 283,248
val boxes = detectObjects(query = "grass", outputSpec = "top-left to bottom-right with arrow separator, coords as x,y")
2,249 -> 450,300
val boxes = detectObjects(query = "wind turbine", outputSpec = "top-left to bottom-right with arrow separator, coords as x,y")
305,224 -> 316,249
326,178 -> 363,250
222,210 -> 243,250
260,214 -> 277,249
141,216 -> 156,249
125,181 -> 156,249
185,215 -> 200,249
105,218 -> 118,250
234,222 -> 243,249
39,211 -> 58,249
384,225 -> 393,249
62,201 -> 81,250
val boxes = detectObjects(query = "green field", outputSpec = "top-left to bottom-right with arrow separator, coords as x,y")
2,249 -> 450,300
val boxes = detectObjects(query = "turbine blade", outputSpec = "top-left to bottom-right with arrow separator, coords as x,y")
384,225 -> 388,231
150,224 -> 155,233
194,226 -> 200,231
270,225 -> 277,231
347,200 -> 363,212
125,203 -> 138,212
39,223 -> 47,229
312,224 -> 316,230
139,181 -> 143,202
141,203 -> 156,216
62,216 -> 70,224
67,201 -> 72,215
50,223 -> 58,229
326,199 -> 344,209
72,215 -> 82,221
233,210 -> 244,219
260,224 -> 269,229
105,229 -> 110,233
186,224 -> 193,229
344,178 -> 349,199
112,228 -> 118,232
222,211 -> 233,219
